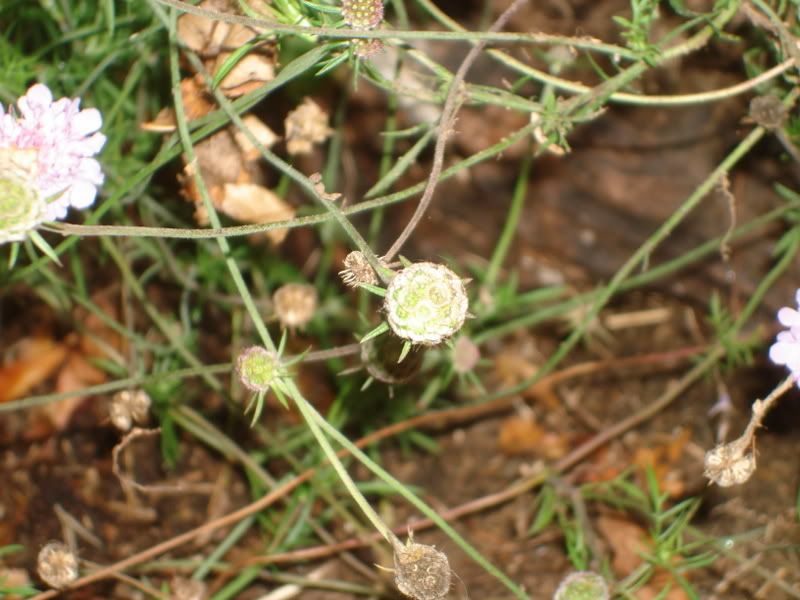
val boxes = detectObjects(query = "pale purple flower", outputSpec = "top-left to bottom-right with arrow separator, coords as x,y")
769,289 -> 800,382
0,84 -> 105,221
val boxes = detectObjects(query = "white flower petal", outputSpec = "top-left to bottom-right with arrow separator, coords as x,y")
67,180 -> 97,209
777,307 -> 800,327
769,341 -> 794,365
25,84 -> 54,108
72,108 -> 102,136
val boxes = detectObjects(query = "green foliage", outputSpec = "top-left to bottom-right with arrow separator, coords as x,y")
1,0 -> 799,598
613,0 -> 662,65
0,545 -> 38,597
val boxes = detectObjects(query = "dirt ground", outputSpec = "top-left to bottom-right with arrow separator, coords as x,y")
3,0 -> 800,598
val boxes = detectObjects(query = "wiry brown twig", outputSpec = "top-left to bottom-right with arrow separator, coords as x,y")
383,0 -> 530,261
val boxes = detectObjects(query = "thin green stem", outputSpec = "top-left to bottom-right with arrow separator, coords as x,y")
166,6 -> 277,353
156,0 -> 637,56
477,87 -> 796,384
305,397 -> 530,600
180,50 -> 391,282
417,0 -> 787,107
484,143 -> 532,289
289,385 -> 401,548
475,197 -> 800,343
101,237 -> 223,391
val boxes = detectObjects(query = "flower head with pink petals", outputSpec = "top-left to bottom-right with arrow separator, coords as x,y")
768,289 -> 800,383
0,83 -> 105,232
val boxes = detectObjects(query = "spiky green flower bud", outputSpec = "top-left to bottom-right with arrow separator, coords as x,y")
384,262 -> 468,345
236,346 -> 280,393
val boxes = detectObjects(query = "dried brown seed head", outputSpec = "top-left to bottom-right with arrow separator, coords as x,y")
340,250 -> 379,287
284,98 -> 332,156
273,283 -> 318,329
109,389 -> 152,432
393,540 -> 451,600
171,576 -> 207,600
749,95 -> 787,131
704,441 -> 756,487
37,542 -> 78,589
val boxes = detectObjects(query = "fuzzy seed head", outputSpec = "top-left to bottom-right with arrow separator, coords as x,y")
749,95 -> 786,131
273,283 -> 317,329
341,0 -> 384,29
384,262 -> 468,345
236,346 -> 279,393
340,250 -> 379,287
37,542 -> 78,589
704,442 -> 756,487
393,541 -> 451,600
554,571 -> 609,600
0,147 -> 46,244
109,389 -> 151,431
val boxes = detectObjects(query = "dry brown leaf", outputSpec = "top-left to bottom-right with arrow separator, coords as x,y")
498,417 -> 569,458
499,417 -> 544,455
0,338 -> 68,403
632,429 -> 691,498
596,514 -> 690,600
233,115 -> 280,161
215,25 -> 276,96
220,183 -> 295,245
596,514 -> 649,575
43,353 -> 107,430
636,574 -> 690,600
176,0 -> 225,52
177,0 -> 276,98
141,78 -> 215,132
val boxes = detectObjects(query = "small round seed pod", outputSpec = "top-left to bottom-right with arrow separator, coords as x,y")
393,540 -> 451,600
0,147 -> 46,244
273,283 -> 318,329
452,336 -> 480,374
109,389 -> 151,432
353,38 -> 384,59
339,250 -> 379,287
749,95 -> 786,131
37,541 -> 78,589
171,576 -> 207,600
341,0 -> 384,30
704,441 -> 756,487
236,346 -> 280,393
554,571 -> 609,600
361,334 -> 423,384
384,262 -> 468,346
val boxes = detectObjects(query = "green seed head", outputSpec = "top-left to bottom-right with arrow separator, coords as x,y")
236,346 -> 279,393
341,0 -> 384,29
0,147 -> 45,244
384,262 -> 468,345
553,571 -> 609,600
